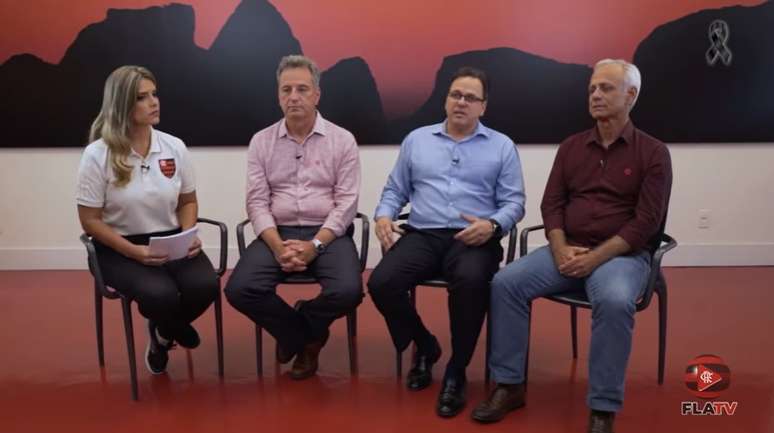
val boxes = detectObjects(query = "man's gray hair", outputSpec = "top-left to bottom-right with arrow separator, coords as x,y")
277,55 -> 321,88
594,59 -> 642,107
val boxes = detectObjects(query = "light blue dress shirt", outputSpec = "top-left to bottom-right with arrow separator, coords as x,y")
375,120 -> 525,233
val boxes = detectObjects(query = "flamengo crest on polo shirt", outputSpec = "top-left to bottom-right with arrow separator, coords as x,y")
158,158 -> 176,178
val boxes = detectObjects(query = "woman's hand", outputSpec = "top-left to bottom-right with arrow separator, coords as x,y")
130,245 -> 169,266
187,236 -> 202,258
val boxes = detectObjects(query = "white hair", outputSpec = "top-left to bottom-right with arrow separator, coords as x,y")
594,59 -> 642,107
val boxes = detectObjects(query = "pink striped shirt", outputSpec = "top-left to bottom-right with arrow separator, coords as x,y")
246,113 -> 361,237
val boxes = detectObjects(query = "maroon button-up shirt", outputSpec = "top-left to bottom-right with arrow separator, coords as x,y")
541,121 -> 672,252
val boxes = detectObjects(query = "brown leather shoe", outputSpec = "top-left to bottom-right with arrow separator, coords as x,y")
471,383 -> 525,423
588,410 -> 615,433
289,331 -> 330,380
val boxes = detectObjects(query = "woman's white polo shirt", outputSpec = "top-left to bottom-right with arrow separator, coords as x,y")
76,129 -> 196,236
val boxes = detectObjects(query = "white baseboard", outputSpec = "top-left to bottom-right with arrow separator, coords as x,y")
1,243 -> 773,270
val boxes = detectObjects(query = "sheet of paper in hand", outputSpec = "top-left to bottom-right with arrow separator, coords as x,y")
149,226 -> 198,261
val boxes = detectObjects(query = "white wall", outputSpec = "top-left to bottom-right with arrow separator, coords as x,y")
1,143 -> 773,270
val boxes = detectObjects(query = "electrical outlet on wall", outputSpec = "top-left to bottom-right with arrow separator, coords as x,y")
698,209 -> 711,229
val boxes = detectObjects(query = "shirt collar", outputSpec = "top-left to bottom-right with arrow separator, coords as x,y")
148,128 -> 161,154
128,128 -> 161,158
433,120 -> 490,140
278,111 -> 327,139
586,120 -> 635,148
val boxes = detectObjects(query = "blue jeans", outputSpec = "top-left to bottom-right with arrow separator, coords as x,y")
488,245 -> 650,412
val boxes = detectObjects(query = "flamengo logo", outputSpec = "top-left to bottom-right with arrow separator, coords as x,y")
681,354 -> 737,416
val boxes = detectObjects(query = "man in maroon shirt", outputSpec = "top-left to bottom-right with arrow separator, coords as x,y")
471,59 -> 672,433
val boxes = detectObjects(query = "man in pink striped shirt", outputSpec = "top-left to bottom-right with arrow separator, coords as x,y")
226,55 -> 362,380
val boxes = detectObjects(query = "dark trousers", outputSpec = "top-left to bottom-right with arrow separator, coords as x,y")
367,227 -> 503,376
94,230 -> 219,340
225,226 -> 363,355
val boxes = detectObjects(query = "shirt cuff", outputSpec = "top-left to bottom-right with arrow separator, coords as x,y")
616,228 -> 646,252
322,222 -> 346,238
250,214 -> 277,238
543,215 -> 564,233
374,205 -> 397,221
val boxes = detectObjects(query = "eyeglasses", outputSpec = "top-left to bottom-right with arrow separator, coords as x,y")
447,91 -> 485,103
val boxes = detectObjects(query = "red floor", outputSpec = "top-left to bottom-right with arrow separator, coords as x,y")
1,267 -> 772,433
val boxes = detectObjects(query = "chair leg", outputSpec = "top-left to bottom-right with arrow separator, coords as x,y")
255,324 -> 263,376
214,287 -> 224,378
485,312 -> 491,385
95,285 -> 104,367
396,349 -> 402,377
658,289 -> 667,385
525,301 -> 532,387
408,287 -> 417,367
571,306 -> 578,359
346,310 -> 357,374
394,287 -> 417,377
120,298 -> 138,401
351,308 -> 357,337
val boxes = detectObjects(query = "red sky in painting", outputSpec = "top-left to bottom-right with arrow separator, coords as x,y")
0,0 -> 763,116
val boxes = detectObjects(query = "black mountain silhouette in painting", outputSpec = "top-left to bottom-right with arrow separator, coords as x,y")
2,0 -> 774,146
0,0 -> 384,147
633,1 -> 774,142
320,57 -> 386,145
390,48 -> 592,143
203,0 -> 301,144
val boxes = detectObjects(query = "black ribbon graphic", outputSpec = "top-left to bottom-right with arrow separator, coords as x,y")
706,20 -> 732,66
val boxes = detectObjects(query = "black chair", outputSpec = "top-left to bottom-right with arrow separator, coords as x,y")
236,213 -> 369,375
80,217 -> 227,401
520,224 -> 677,384
390,213 -> 519,384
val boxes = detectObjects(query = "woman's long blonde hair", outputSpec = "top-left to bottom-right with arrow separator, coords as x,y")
88,65 -> 157,187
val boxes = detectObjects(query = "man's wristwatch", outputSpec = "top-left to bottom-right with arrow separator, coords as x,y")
311,238 -> 326,254
487,218 -> 502,236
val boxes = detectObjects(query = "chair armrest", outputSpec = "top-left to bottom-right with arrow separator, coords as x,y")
236,218 -> 251,257
519,224 -> 545,258
652,233 -> 677,268
197,217 -> 228,277
637,232 -> 678,310
376,213 -> 410,255
355,212 -> 370,272
79,233 -> 120,299
505,225 -> 519,264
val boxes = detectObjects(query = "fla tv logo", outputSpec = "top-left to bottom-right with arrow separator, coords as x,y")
681,354 -> 737,416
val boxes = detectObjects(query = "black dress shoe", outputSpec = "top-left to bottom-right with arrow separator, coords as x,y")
406,336 -> 441,391
588,410 -> 615,433
436,375 -> 467,418
471,383 -> 526,423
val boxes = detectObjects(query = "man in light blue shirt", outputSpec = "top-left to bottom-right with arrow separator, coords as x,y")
369,66 -> 525,418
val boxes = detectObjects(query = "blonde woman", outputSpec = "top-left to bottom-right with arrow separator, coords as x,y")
76,65 -> 218,374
